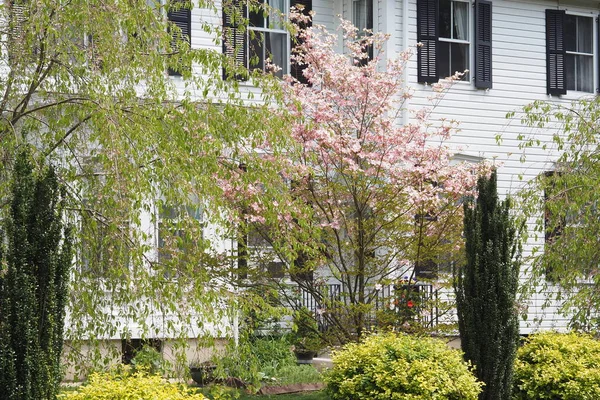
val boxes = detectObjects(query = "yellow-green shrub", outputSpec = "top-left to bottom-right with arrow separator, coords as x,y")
324,333 -> 482,399
59,371 -> 206,400
513,332 -> 600,399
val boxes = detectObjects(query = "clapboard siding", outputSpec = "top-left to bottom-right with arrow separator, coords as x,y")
181,0 -> 596,334
399,0 -> 600,333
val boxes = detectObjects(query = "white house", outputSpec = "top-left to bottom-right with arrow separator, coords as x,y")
53,0 -> 599,378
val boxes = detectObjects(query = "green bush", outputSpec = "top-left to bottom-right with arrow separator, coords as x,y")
325,333 -> 482,399
59,371 -> 206,399
213,335 -> 296,387
131,345 -> 165,375
513,332 -> 600,399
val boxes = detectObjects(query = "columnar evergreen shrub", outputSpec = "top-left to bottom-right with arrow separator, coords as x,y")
513,332 -> 600,399
454,170 -> 521,400
0,149 -> 73,400
324,333 -> 482,399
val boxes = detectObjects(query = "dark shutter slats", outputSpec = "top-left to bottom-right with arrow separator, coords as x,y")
546,9 -> 566,96
475,0 -> 492,89
168,0 -> 191,76
222,0 -> 248,80
597,14 -> 599,94
290,0 -> 312,84
417,0 -> 438,83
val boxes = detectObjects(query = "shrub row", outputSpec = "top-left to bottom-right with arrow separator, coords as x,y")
326,331 -> 600,400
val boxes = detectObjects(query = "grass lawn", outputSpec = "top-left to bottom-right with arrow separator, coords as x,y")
237,390 -> 329,400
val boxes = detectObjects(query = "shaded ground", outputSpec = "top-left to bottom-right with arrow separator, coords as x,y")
238,390 -> 329,400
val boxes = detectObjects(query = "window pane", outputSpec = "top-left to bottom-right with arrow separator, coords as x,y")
452,1 -> 468,40
249,32 -> 265,71
266,32 -> 288,76
566,54 -> 593,93
576,54 -> 593,92
267,0 -> 285,30
577,16 -> 593,54
438,41 -> 450,78
451,42 -> 469,77
566,53 -> 575,90
353,0 -> 373,33
439,0 -> 451,39
249,0 -> 265,28
565,14 -> 576,52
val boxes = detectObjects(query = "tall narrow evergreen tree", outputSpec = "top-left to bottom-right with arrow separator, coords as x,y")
0,149 -> 73,400
454,171 -> 521,400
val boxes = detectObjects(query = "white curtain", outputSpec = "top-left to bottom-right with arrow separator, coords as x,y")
353,0 -> 370,34
453,1 -> 468,40
269,0 -> 285,29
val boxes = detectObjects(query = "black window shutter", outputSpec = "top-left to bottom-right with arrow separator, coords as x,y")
475,0 -> 492,89
597,14 -> 600,94
546,9 -> 566,96
417,0 -> 438,84
222,0 -> 248,81
290,0 -> 312,84
167,0 -> 191,76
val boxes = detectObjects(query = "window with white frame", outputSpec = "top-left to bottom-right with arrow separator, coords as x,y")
546,10 -> 596,95
565,14 -> 594,93
418,0 -> 492,87
157,201 -> 203,266
438,0 -> 470,80
248,0 -> 289,77
352,0 -> 373,61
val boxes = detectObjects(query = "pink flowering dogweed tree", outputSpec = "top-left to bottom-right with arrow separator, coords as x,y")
222,11 -> 489,341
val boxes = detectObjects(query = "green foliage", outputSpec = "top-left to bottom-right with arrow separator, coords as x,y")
291,308 -> 323,354
131,345 -> 165,375
0,149 -> 73,400
268,364 -> 322,386
213,335 -> 296,389
513,332 -> 600,400
514,98 -> 600,330
324,333 -> 482,399
250,335 -> 296,378
454,170 -> 521,400
0,0 -> 294,374
58,371 -> 206,400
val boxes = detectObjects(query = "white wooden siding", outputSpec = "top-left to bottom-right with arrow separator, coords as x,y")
182,0 -> 598,334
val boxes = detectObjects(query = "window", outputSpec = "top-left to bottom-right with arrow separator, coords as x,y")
249,0 -> 289,77
566,15 -> 594,93
223,0 -> 314,81
167,0 -> 191,76
222,0 -> 290,80
546,10 -> 596,95
157,202 -> 203,266
438,0 -> 469,79
352,0 -> 373,61
417,0 -> 492,88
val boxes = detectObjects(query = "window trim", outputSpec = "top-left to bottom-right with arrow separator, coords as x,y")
438,0 -> 471,81
417,0 -> 487,86
546,9 -> 598,96
247,1 -> 291,77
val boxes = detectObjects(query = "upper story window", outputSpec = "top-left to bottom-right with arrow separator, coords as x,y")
546,10 -> 596,95
352,0 -> 373,61
417,0 -> 492,88
223,0 -> 313,81
438,0 -> 469,80
222,0 -> 290,80
249,0 -> 289,77
167,0 -> 191,76
565,15 -> 594,93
